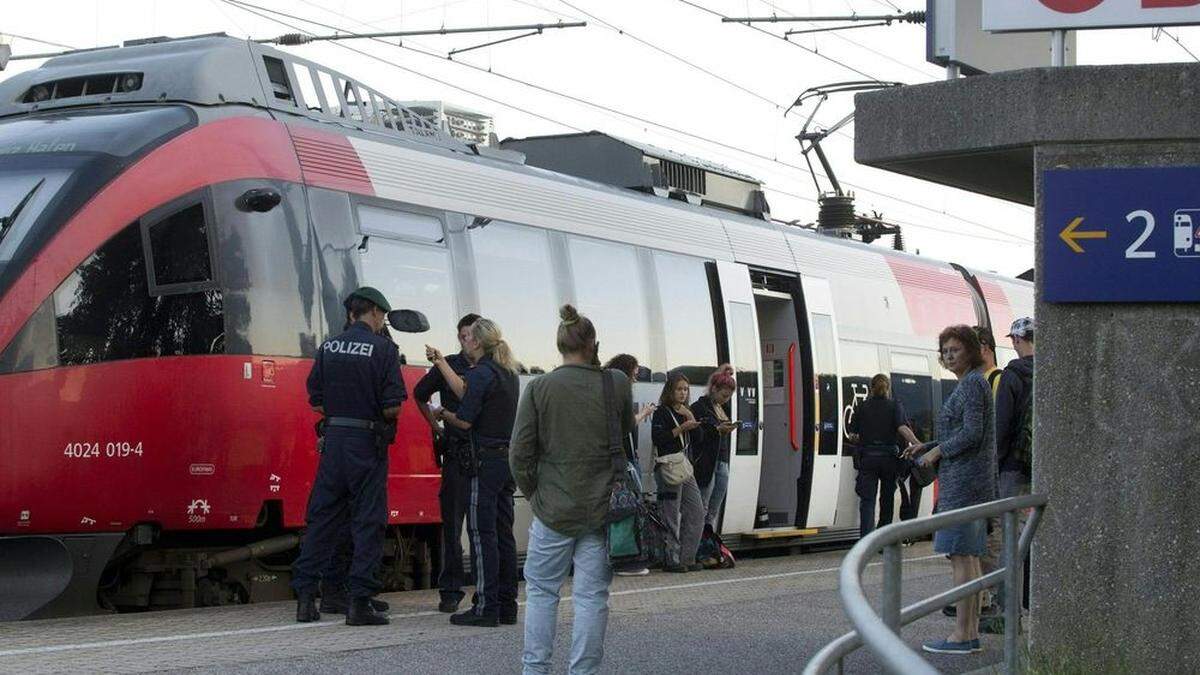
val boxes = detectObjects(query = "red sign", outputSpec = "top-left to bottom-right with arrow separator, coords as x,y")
987,0 -> 1200,30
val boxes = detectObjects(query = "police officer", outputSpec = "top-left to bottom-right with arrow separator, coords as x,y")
317,305 -> 399,616
414,313 -> 480,614
293,287 -> 405,626
435,318 -> 520,627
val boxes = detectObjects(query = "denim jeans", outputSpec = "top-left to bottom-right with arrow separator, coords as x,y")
522,517 -> 612,675
701,460 -> 730,528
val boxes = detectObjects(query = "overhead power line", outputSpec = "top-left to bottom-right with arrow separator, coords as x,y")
556,0 -> 790,111
255,21 -> 586,46
219,0 -> 1031,244
1,32 -> 77,51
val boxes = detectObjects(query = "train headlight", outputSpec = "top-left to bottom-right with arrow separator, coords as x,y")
119,73 -> 142,93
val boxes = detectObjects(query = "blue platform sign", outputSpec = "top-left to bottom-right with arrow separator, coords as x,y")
1043,167 -> 1200,303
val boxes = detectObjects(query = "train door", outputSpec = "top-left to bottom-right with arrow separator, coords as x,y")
713,261 -> 763,534
752,283 -> 806,529
802,277 -> 842,529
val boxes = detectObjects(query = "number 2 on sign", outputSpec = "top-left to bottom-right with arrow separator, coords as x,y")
1125,210 -> 1157,259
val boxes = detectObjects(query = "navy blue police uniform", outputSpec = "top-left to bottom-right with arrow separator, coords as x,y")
318,322 -> 401,615
413,352 -> 474,610
292,319 -> 406,620
451,355 -> 519,626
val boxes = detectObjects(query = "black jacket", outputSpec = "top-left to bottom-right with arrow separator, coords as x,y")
689,395 -> 730,489
995,355 -> 1034,474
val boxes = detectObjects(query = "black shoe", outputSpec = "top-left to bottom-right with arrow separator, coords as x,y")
322,594 -> 388,614
942,605 -> 957,618
450,609 -> 499,627
687,563 -> 705,572
439,597 -> 461,613
663,564 -> 689,573
296,591 -> 320,623
345,596 -> 389,626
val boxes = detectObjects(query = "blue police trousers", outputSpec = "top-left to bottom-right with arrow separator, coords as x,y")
438,445 -> 473,602
291,428 -> 388,599
467,456 -> 518,618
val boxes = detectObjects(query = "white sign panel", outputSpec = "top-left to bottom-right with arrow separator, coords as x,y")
984,0 -> 1200,32
929,0 -> 1076,73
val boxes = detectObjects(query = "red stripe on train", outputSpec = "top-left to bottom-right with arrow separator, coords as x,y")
885,257 -> 978,338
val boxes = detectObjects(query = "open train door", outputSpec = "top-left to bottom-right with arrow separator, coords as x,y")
711,261 -> 763,534
800,276 -> 842,529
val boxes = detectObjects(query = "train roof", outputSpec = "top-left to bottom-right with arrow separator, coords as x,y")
0,33 -> 1031,290
0,34 -> 467,152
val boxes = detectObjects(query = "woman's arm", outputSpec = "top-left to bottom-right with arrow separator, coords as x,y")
937,378 -> 987,459
509,389 -> 540,497
897,424 -> 920,447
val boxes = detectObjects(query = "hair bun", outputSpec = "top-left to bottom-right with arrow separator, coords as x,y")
559,304 -> 580,325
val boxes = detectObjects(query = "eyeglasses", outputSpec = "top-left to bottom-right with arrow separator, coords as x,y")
940,347 -> 963,356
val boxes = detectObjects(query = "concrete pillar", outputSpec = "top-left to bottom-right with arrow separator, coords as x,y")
853,64 -> 1200,672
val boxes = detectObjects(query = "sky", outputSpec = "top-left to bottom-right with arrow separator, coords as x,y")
2,0 -> 1198,277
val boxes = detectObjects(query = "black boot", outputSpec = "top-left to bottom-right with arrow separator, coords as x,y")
346,596 -> 390,626
322,592 -> 388,614
319,590 -> 349,615
296,591 -> 320,623
450,608 -> 499,627
499,603 -> 518,625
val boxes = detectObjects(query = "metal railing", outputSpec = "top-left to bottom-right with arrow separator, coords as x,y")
804,494 -> 1048,675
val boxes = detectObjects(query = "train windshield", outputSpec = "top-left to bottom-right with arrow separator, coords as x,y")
0,169 -> 72,271
0,105 -> 195,298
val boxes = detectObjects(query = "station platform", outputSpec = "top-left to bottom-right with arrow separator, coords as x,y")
0,544 -> 1006,674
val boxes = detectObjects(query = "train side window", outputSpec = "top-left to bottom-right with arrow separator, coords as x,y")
653,251 -> 718,376
0,295 -> 58,373
142,197 -> 218,296
55,221 -> 224,365
891,372 -> 935,443
357,203 -> 444,243
811,313 -> 840,456
839,341 -> 879,456
567,236 -> 656,372
470,221 -> 559,374
360,237 -> 456,366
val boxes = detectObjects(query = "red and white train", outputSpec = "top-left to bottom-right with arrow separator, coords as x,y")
0,35 -> 1031,619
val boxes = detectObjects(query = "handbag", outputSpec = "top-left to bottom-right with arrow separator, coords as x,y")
603,370 -> 640,524
654,409 -> 695,486
908,441 -> 939,488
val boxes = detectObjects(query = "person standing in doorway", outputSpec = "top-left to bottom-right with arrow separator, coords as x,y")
603,353 -> 656,577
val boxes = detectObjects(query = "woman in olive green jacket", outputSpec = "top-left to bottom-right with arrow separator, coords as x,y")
510,304 -> 634,675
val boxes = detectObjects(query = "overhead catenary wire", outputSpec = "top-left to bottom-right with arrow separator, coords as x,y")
556,0 -> 790,111
219,0 -> 1031,244
0,32 -> 77,51
1153,27 -> 1200,62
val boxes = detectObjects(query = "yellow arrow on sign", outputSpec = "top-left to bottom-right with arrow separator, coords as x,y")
1059,216 -> 1107,254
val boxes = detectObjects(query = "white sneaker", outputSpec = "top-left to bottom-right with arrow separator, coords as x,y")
615,567 -> 650,576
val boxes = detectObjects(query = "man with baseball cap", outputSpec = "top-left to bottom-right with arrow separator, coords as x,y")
292,287 -> 406,626
982,316 -> 1035,633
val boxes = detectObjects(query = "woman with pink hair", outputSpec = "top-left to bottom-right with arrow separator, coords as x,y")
691,369 -> 738,529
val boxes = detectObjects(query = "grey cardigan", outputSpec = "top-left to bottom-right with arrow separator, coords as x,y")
934,369 -> 996,512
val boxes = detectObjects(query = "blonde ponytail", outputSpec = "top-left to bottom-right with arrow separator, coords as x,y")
472,318 -> 519,373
